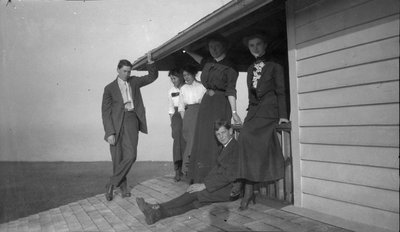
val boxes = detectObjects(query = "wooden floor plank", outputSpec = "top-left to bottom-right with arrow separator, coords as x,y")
141,179 -> 184,198
48,208 -> 69,232
68,202 -> 98,231
39,211 -> 55,232
193,210 -> 251,232
80,198 -> 115,232
0,175 -> 355,232
87,195 -> 127,232
181,216 -> 222,232
0,223 -> 7,232
59,205 -> 83,232
16,218 -> 29,232
6,220 -> 18,232
135,184 -> 171,202
26,214 -> 41,232
97,196 -> 148,232
290,216 -> 342,232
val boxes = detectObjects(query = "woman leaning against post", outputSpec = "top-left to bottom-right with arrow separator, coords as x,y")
168,68 -> 186,182
237,33 -> 289,211
184,34 -> 242,184
177,64 -> 206,179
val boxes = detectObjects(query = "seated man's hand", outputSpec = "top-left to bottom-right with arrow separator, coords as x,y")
186,183 -> 206,193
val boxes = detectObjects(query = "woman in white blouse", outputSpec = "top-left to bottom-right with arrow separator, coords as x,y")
168,68 -> 186,182
178,64 -> 206,178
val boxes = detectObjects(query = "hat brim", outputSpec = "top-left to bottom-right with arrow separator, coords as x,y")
242,34 -> 267,47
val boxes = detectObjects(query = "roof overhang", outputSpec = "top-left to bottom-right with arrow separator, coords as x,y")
132,0 -> 286,72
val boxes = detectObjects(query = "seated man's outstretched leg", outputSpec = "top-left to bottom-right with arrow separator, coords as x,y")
136,192 -> 201,225
136,120 -> 240,225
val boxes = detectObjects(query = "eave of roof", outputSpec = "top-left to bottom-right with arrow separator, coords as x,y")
131,0 -> 273,70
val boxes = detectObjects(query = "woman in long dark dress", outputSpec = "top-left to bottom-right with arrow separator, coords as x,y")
185,34 -> 242,183
177,64 -> 206,177
237,33 -> 289,210
167,68 -> 186,181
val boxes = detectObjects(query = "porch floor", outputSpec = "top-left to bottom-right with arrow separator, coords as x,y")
0,175 -> 351,232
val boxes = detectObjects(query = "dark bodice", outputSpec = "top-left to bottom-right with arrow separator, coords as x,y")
200,57 -> 239,98
246,55 -> 287,119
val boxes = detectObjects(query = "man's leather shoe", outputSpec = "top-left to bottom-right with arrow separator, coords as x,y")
120,182 -> 131,198
136,197 -> 162,225
105,184 -> 114,201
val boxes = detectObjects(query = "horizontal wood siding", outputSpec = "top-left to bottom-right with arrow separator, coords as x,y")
301,126 -> 399,147
300,104 -> 399,126
294,0 -> 399,230
302,144 -> 399,169
295,0 -> 399,44
302,177 -> 399,213
298,58 -> 399,93
302,161 -> 398,191
297,15 -> 399,60
302,193 -> 399,230
299,81 -> 399,109
297,36 -> 399,76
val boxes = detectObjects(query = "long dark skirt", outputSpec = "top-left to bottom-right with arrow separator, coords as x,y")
171,108 -> 185,171
188,91 -> 232,183
237,117 -> 284,182
181,104 -> 200,174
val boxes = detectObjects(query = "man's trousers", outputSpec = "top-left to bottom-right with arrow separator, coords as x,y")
109,111 -> 139,187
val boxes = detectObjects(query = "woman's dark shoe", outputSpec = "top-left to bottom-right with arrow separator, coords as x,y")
105,184 -> 114,201
230,192 -> 241,201
136,197 -> 162,225
238,194 -> 256,211
174,170 -> 182,182
230,181 -> 242,201
238,183 -> 255,211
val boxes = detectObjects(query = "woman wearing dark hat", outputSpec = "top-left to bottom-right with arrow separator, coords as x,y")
237,33 -> 289,210
185,34 -> 242,184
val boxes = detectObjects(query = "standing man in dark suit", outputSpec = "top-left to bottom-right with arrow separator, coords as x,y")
136,120 -> 240,225
102,52 -> 158,201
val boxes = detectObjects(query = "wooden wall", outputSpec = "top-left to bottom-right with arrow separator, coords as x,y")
289,0 -> 399,230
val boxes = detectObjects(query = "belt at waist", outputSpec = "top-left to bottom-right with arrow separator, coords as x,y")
185,103 -> 200,110
206,89 -> 225,96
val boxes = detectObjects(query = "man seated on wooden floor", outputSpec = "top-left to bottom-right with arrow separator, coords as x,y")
136,119 -> 241,225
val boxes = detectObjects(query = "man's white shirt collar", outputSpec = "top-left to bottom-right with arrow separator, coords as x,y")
214,53 -> 226,62
223,137 -> 233,147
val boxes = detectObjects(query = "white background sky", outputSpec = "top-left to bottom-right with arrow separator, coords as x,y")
0,0 -> 249,162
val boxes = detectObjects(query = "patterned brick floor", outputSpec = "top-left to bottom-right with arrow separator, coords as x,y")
0,175 -> 351,232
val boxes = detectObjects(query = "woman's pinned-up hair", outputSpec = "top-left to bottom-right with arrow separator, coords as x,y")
206,33 -> 230,49
168,67 -> 181,77
242,33 -> 268,47
182,64 -> 198,77
168,67 -> 185,86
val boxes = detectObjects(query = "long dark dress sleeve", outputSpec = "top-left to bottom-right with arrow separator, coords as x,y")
272,62 -> 287,119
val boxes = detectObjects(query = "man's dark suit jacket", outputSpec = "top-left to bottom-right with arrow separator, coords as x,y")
101,63 -> 158,142
196,138 -> 239,203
